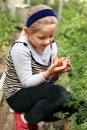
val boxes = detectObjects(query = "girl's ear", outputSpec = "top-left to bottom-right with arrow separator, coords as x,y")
23,27 -> 30,36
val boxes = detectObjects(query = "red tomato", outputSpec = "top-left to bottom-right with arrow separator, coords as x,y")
53,57 -> 63,67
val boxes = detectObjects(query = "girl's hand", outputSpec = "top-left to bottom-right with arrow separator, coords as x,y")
62,57 -> 71,73
52,56 -> 71,73
42,58 -> 68,80
51,57 -> 71,80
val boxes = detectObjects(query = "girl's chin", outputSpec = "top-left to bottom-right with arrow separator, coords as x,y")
36,48 -> 46,52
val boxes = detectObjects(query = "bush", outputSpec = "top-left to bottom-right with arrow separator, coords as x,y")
56,0 -> 87,98
55,1 -> 87,129
0,10 -> 19,47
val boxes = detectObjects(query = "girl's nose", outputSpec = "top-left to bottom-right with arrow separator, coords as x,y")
44,38 -> 50,45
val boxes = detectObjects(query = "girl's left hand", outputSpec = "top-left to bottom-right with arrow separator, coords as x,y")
63,57 -> 71,73
42,57 -> 71,81
50,57 -> 71,81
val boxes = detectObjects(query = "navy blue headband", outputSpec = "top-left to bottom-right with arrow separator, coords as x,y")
26,9 -> 57,27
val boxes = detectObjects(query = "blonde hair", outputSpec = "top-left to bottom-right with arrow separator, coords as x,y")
20,4 -> 58,36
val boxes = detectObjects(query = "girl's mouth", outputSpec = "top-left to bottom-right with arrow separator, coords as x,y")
41,44 -> 47,48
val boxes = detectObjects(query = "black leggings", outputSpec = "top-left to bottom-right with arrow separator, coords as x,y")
7,83 -> 67,125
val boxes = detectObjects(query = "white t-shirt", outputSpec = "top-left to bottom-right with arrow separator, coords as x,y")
10,36 -> 58,87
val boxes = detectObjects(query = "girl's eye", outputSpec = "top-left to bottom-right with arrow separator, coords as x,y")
50,34 -> 54,38
38,34 -> 54,40
39,37 -> 45,40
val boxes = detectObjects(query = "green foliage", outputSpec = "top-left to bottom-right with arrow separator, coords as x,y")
0,0 -> 87,129
31,0 -> 45,5
78,119 -> 87,130
0,10 -> 19,47
55,0 -> 87,129
54,93 -> 87,129
30,0 -> 57,12
55,0 -> 87,97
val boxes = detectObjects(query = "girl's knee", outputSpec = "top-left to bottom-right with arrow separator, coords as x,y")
47,86 -> 67,109
61,87 -> 67,100
53,86 -> 67,106
46,85 -> 67,103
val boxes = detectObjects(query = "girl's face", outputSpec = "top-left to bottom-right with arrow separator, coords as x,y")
28,24 -> 56,52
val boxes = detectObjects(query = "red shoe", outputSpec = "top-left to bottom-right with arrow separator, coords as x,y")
14,112 -> 30,130
14,112 -> 38,130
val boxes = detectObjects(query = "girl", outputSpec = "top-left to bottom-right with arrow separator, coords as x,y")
3,4 -> 71,130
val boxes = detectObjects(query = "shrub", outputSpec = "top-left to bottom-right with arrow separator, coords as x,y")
55,1 -> 87,129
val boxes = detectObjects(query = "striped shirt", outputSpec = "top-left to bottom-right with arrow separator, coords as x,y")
3,36 -> 57,99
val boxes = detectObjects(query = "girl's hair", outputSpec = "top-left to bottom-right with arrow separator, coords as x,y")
20,4 -> 58,36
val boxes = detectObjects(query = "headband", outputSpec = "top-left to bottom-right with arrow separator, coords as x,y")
26,9 -> 57,27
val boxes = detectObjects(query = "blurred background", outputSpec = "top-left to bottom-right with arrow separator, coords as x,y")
0,0 -> 87,130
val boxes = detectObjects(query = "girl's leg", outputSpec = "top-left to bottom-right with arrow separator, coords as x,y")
24,84 -> 67,125
7,83 -> 67,125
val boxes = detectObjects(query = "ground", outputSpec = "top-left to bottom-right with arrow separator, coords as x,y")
0,57 -> 14,130
0,102 -> 14,130
0,31 -> 20,77
0,31 -> 19,130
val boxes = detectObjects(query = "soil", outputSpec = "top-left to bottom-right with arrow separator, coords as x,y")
0,102 -> 14,130
0,31 -> 20,130
0,31 -> 20,78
